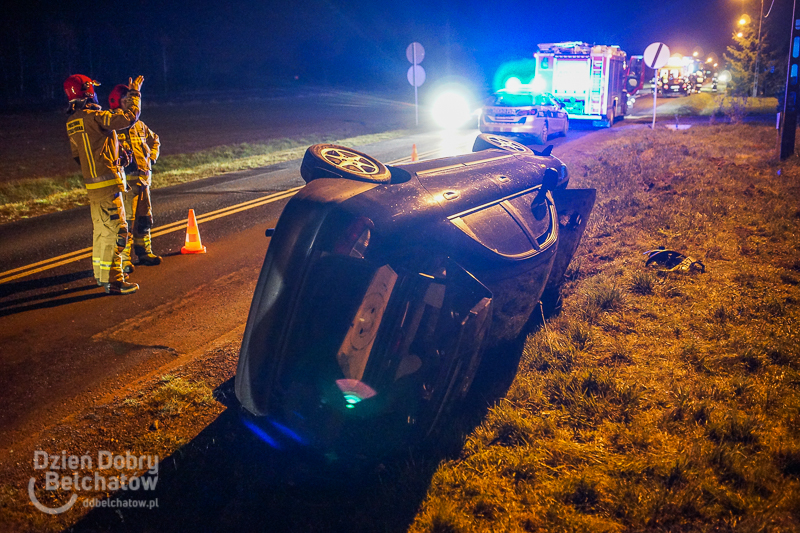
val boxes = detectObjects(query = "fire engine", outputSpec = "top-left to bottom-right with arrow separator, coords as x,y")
533,42 -> 631,127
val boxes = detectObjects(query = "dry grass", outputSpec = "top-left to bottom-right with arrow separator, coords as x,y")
648,93 -> 778,117
410,124 -> 800,532
0,130 -> 410,223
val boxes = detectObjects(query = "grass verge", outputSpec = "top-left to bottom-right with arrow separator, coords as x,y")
410,124 -> 800,532
0,130 -> 410,223
646,93 -> 778,118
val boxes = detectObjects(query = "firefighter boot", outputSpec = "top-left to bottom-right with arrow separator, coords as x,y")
105,280 -> 140,295
121,220 -> 136,274
134,241 -> 162,266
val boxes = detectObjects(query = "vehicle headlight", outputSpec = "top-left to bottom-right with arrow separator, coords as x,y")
431,91 -> 473,129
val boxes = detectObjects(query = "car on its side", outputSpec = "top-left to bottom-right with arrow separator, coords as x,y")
235,134 -> 595,460
480,91 -> 569,144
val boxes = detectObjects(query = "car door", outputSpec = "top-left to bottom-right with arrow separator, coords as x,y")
545,93 -> 566,129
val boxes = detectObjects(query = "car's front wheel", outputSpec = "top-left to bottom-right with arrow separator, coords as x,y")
534,122 -> 548,145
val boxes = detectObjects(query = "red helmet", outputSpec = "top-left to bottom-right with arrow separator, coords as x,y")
64,74 -> 100,101
108,84 -> 130,110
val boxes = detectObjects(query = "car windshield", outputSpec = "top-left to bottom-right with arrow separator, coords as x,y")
490,92 -> 551,107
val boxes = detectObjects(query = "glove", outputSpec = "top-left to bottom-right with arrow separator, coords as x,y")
119,149 -> 133,167
128,75 -> 144,92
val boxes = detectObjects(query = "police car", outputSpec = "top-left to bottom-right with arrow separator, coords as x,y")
480,90 -> 569,144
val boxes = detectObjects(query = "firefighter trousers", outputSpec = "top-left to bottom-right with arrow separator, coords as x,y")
121,177 -> 154,263
91,191 -> 129,284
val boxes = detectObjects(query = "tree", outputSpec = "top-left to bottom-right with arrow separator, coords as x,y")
724,23 -> 769,96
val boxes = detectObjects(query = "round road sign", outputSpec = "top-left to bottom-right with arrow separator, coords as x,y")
406,42 -> 425,64
644,42 -> 670,70
407,65 -> 426,87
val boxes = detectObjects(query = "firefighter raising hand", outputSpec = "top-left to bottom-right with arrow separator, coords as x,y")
128,76 -> 144,92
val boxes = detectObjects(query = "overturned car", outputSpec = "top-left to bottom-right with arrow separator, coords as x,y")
235,134 -> 595,456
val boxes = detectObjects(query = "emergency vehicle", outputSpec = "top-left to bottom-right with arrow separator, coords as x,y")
657,56 -> 707,96
533,42 -> 629,127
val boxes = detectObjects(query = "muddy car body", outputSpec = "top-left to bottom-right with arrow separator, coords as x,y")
235,135 -> 595,456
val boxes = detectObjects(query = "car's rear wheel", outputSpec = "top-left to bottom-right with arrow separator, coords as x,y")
301,144 -> 391,184
606,109 -> 615,128
472,133 -> 533,154
561,118 -> 569,137
534,122 -> 548,145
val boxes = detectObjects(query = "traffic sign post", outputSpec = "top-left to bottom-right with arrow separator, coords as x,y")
644,42 -> 670,129
406,42 -> 425,126
780,0 -> 799,159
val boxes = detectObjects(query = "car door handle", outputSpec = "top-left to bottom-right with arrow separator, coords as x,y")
443,190 -> 460,201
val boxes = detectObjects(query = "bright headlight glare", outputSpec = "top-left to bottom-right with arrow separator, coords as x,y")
432,92 -> 472,129
504,77 -> 522,92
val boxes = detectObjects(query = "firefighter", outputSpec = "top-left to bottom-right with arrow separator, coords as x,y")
64,74 -> 144,295
108,84 -> 162,273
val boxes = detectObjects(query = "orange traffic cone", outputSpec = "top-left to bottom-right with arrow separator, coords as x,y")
181,209 -> 207,254
411,144 -> 418,162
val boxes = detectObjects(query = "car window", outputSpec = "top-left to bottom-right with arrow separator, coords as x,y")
492,93 -> 534,107
451,204 -> 535,257
504,192 -> 554,246
533,94 -> 549,106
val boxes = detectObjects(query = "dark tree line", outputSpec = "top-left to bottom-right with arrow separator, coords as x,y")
0,17 -> 181,109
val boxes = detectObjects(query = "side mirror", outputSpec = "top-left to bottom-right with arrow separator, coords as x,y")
532,167 -> 559,210
542,167 -> 558,192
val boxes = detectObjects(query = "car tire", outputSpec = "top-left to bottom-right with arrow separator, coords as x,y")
534,122 -> 548,145
300,144 -> 391,184
561,119 -> 569,137
606,109 -> 615,128
472,133 -> 533,154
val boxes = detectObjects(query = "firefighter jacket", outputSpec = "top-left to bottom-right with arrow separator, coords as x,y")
118,120 -> 160,185
66,91 -> 141,198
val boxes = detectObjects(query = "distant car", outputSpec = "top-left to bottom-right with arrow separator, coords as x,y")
235,134 -> 595,459
480,91 -> 569,144
657,69 -> 690,97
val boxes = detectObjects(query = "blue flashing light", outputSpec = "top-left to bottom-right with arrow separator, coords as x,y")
242,418 -> 281,449
505,77 -> 522,92
268,419 -> 306,444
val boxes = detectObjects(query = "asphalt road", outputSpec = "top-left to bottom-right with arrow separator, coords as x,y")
0,121 -> 593,452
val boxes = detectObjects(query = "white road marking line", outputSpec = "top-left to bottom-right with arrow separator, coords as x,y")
0,188 -> 302,284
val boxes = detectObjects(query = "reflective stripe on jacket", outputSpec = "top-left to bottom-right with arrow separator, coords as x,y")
67,92 -> 141,192
118,120 -> 159,173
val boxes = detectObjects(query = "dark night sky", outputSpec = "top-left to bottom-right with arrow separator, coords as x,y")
1,0 -> 793,103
